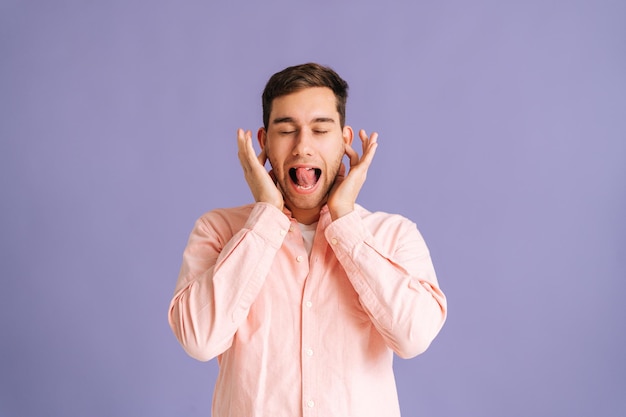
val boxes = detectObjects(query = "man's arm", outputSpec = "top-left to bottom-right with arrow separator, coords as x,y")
326,130 -> 446,357
325,211 -> 447,359
168,129 -> 289,361
168,203 -> 290,361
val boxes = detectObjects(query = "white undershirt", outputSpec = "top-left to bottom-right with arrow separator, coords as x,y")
297,222 -> 318,257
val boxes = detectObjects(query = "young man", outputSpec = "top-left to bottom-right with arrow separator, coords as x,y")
168,63 -> 447,416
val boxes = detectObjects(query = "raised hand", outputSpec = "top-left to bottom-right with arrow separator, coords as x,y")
327,129 -> 379,221
236,128 -> 284,210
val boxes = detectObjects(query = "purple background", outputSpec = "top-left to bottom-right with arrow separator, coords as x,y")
1,1 -> 625,416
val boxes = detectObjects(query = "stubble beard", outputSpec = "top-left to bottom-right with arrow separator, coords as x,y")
271,152 -> 344,212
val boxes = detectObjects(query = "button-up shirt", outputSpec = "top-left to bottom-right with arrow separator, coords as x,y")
169,203 -> 447,417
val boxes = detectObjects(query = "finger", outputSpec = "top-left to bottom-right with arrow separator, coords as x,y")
360,134 -> 379,167
237,130 -> 254,161
349,129 -> 378,169
359,129 -> 370,153
344,142 -> 359,168
360,129 -> 379,147
236,128 -> 248,164
236,128 -> 245,151
237,128 -> 251,153
364,132 -> 378,156
358,129 -> 377,152
258,147 -> 267,167
237,129 -> 262,178
368,131 -> 379,147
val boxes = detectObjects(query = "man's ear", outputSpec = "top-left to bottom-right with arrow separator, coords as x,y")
257,127 -> 267,150
342,125 -> 354,146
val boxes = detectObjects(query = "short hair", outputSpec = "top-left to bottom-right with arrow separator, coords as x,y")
262,63 -> 349,129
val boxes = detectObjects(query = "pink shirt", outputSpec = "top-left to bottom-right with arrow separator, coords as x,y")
169,203 -> 447,417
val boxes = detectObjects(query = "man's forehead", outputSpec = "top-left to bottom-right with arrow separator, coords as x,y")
269,88 -> 339,125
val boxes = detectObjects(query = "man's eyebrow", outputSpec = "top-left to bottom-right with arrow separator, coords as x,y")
272,117 -> 295,125
312,117 -> 336,123
271,116 -> 337,125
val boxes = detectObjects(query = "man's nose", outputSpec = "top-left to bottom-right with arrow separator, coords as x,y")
292,130 -> 313,156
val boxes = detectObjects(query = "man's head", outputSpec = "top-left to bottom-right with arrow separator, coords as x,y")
257,63 -> 354,224
262,63 -> 349,129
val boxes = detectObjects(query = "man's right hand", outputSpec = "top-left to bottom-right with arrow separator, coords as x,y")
236,128 -> 284,211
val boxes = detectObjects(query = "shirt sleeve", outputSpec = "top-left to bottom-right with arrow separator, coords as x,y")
324,210 -> 447,359
168,203 -> 291,361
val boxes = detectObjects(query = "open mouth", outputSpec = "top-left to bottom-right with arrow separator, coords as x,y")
289,167 -> 321,190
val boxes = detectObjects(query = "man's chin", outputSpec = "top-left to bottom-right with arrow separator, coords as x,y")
283,190 -> 328,212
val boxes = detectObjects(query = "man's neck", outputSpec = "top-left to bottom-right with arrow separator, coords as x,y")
288,206 -> 322,225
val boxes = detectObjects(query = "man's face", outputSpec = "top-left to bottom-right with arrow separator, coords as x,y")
258,87 -> 353,223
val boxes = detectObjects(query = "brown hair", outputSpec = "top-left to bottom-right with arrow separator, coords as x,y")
262,62 -> 349,129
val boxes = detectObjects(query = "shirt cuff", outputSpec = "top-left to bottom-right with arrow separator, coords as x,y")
244,202 -> 291,248
324,210 -> 370,254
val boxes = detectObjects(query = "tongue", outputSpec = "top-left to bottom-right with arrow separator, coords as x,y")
295,167 -> 317,187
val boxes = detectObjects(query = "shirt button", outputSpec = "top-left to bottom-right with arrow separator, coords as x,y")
331,237 -> 338,245
289,225 -> 294,232
280,229 -> 287,236
305,301 -> 313,308
296,255 -> 304,263
307,400 -> 315,408
305,348 -> 313,356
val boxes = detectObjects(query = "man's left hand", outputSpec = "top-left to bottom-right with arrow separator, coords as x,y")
327,129 -> 379,221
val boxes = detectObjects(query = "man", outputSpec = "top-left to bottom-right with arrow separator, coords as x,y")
168,63 -> 447,416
